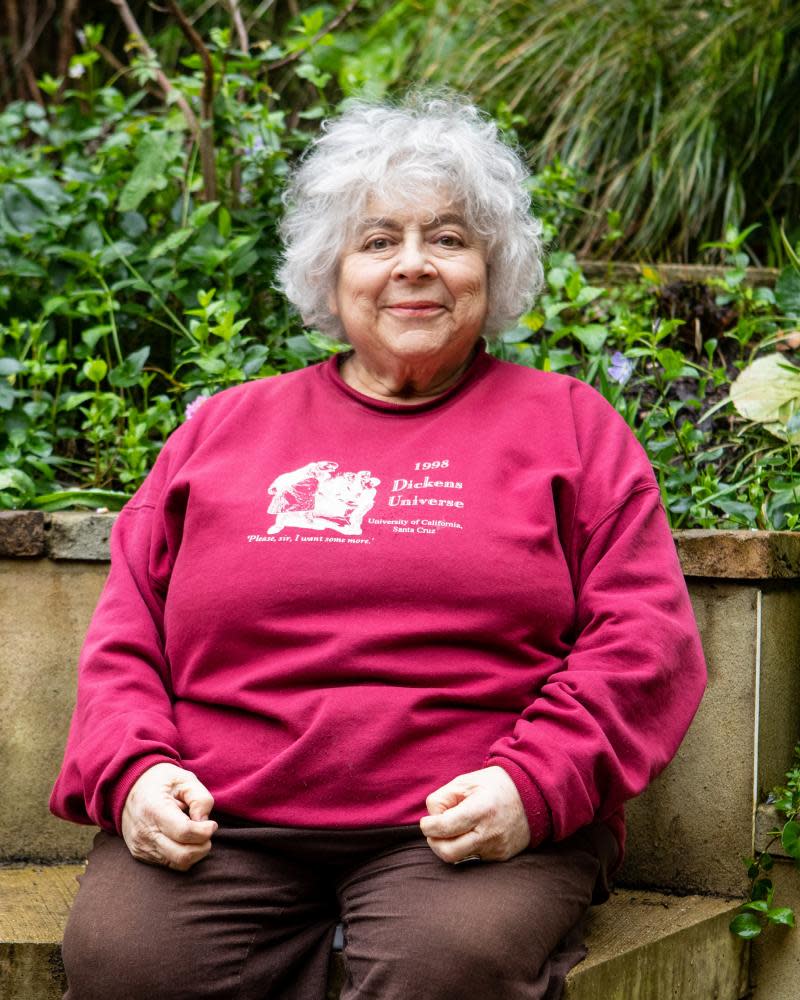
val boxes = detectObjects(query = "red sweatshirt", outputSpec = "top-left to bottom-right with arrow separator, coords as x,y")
50,345 -> 706,857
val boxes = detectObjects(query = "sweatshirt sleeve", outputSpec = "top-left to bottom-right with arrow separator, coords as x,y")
50,438 -> 190,833
485,381 -> 707,848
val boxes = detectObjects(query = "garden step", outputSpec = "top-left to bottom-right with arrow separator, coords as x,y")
1,865 -> 749,1000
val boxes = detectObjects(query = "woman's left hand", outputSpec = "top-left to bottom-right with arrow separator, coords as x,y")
420,766 -> 531,863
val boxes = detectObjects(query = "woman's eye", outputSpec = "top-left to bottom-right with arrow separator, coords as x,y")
365,237 -> 391,251
435,234 -> 463,248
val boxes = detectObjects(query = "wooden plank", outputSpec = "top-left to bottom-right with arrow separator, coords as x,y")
0,866 -> 82,944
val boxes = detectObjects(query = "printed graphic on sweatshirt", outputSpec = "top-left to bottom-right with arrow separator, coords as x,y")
248,458 -> 466,545
266,461 -> 380,536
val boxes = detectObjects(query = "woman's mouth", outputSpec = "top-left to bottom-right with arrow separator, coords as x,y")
386,301 -> 445,316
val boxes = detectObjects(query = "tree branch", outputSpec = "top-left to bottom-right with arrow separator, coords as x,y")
165,0 -> 217,202
227,0 -> 249,54
109,0 -> 199,135
267,0 -> 360,71
57,0 -> 81,80
4,0 -> 43,103
245,0 -> 276,34
18,0 -> 56,65
91,39 -> 164,103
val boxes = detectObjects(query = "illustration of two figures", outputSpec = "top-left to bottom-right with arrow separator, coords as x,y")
267,462 -> 380,536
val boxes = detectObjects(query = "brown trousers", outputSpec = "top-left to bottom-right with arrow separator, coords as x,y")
62,818 -> 616,1000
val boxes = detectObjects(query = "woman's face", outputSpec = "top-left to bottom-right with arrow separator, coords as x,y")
330,193 -> 488,376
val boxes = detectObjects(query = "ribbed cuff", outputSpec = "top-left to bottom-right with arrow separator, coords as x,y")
486,758 -> 552,847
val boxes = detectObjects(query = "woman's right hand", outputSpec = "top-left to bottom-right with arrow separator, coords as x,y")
121,763 -> 217,871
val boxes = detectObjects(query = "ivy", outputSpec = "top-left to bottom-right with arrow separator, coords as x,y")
731,745 -> 800,939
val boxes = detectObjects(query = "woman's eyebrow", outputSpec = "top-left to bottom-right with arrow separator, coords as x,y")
358,217 -> 402,231
357,213 -> 467,232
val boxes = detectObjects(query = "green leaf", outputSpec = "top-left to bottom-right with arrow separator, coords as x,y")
302,330 -> 349,355
730,355 -> 800,444
547,349 -> 578,372
62,392 -> 95,411
782,820 -> 800,860
81,326 -> 112,350
33,488 -> 130,512
0,358 -> 24,375
229,250 -> 259,277
0,467 -> 37,496
573,324 -> 608,353
118,132 -> 179,212
148,227 -> 194,260
196,356 -> 226,374
742,900 -> 769,913
15,176 -> 70,210
120,212 -> 148,238
574,285 -> 604,307
711,499 -> 757,523
2,186 -> 46,233
189,201 -> 219,228
82,358 -> 107,383
765,907 -> 795,927
99,241 -> 137,267
109,347 -> 150,388
657,348 -> 688,380
0,382 -> 16,410
547,267 -> 568,290
0,254 -> 46,278
565,269 -> 583,301
730,912 -> 763,939
776,267 -> 800,320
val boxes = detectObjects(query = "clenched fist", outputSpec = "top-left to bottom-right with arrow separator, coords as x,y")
420,766 -> 531,864
121,763 -> 217,871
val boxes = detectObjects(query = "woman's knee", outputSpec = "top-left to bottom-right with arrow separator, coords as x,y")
61,834 -> 238,999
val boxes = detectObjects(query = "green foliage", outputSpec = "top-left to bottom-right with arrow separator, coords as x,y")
731,745 -> 800,939
488,211 -> 800,531
419,0 -> 800,261
0,5 -> 416,509
1,6 -> 800,526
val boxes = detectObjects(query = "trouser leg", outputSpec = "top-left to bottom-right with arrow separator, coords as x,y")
62,826 -> 338,1000
336,825 -> 613,1000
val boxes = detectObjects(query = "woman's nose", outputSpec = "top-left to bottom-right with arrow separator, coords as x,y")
393,236 -> 436,279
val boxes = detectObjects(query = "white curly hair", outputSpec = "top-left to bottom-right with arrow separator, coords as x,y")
277,94 -> 543,339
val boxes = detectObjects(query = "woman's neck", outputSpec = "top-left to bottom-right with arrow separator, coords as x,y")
339,347 -> 478,405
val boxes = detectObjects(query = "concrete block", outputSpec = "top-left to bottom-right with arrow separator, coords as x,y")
45,512 -> 115,562
621,582 -> 759,895
0,867 -> 750,1000
565,891 -> 749,999
0,560 -> 102,861
675,530 -> 800,579
758,590 -> 800,795
0,511 -> 45,557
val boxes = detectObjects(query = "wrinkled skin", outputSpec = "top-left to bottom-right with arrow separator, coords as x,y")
420,765 -> 532,863
121,763 -> 217,871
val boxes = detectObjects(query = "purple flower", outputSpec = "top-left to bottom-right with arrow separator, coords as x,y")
608,351 -> 634,386
245,135 -> 266,157
185,394 -> 209,420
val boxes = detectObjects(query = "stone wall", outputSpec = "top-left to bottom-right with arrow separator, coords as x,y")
2,516 -> 800,897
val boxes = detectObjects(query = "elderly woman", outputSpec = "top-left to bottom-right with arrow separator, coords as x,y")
51,96 -> 706,1000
